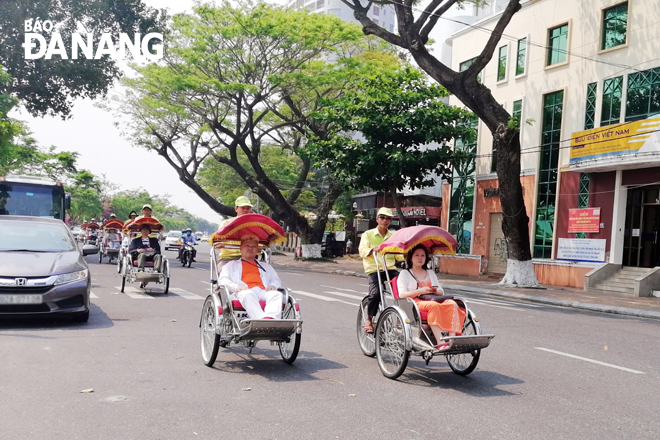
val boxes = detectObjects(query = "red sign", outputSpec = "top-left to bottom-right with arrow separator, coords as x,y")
568,208 -> 601,233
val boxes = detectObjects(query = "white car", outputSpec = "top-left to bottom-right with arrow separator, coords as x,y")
164,231 -> 182,251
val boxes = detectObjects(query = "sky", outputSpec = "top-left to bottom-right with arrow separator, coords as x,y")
12,0 -> 222,223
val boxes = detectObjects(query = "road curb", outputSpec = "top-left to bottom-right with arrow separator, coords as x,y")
276,261 -> 660,320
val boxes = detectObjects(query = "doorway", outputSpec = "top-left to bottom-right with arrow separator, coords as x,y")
623,185 -> 660,268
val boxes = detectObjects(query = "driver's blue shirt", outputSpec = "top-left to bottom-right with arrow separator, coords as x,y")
181,234 -> 195,245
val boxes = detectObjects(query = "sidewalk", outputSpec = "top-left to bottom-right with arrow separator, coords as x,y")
270,252 -> 660,320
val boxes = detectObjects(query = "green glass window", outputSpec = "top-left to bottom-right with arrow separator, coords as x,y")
601,76 -> 623,126
547,24 -> 568,66
449,117 -> 478,254
625,67 -> 660,122
516,37 -> 527,76
497,46 -> 507,81
602,2 -> 628,50
534,90 -> 563,259
459,57 -> 482,83
585,82 -> 597,129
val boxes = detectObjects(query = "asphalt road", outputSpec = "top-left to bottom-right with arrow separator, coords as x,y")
1,242 -> 659,439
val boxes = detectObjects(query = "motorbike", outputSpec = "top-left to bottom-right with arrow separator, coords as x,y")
180,242 -> 197,267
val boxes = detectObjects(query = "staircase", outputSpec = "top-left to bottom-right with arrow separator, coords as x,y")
591,267 -> 653,296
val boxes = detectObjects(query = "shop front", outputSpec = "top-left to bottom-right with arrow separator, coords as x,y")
565,116 -> 660,270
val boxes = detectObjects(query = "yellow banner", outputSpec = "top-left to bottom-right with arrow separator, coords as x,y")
570,116 -> 660,162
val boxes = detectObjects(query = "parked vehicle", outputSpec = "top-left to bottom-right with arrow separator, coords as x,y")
0,215 -> 97,322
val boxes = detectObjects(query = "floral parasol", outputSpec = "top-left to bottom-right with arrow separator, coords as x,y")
378,225 -> 457,255
211,213 -> 286,246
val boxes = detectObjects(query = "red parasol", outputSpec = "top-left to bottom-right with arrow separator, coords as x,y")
378,225 -> 457,255
211,213 -> 285,246
102,219 -> 124,230
81,222 -> 100,230
122,216 -> 164,232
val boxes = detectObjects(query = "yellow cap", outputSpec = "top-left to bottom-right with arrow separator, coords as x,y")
235,196 -> 253,207
377,207 -> 393,217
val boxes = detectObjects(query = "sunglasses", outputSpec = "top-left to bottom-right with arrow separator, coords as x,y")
378,215 -> 392,220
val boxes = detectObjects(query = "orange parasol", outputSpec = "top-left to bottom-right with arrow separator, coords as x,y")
122,216 -> 164,232
102,219 -> 124,230
211,213 -> 285,246
378,225 -> 457,255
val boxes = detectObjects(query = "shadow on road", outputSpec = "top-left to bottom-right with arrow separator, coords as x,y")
207,348 -> 347,382
395,360 -> 524,397
0,303 -> 114,332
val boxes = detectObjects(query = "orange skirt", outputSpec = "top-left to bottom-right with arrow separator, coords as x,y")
415,299 -> 466,334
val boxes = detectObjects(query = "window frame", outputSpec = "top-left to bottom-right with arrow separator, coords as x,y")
459,57 -> 483,84
545,21 -> 571,69
599,1 -> 629,54
514,35 -> 529,78
496,44 -> 508,83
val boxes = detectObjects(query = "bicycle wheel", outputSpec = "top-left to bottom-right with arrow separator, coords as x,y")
375,308 -> 410,379
446,315 -> 481,376
200,296 -> 220,367
279,296 -> 301,364
356,296 -> 376,357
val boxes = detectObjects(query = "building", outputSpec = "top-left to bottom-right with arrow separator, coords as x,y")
442,0 -> 660,295
286,0 -> 396,32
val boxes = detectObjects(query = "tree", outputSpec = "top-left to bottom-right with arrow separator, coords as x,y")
118,2 -> 401,255
198,146 -> 317,214
310,67 -> 474,226
0,0 -> 166,118
342,0 -> 537,285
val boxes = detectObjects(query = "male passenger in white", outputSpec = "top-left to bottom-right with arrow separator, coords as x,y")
219,235 -> 282,320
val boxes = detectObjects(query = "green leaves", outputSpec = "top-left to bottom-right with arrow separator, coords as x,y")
310,67 -> 475,194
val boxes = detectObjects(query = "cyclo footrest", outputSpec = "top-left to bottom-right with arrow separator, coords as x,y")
238,319 -> 302,341
438,334 -> 495,354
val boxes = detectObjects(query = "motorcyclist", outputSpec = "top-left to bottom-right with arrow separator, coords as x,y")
178,228 -> 197,262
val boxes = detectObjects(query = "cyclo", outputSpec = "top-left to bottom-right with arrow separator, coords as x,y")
119,216 -> 170,294
356,225 -> 494,379
80,221 -> 100,245
200,213 -> 302,366
98,218 -> 123,264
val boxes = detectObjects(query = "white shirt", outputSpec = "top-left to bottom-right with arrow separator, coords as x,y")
396,269 -> 443,295
219,259 -> 282,295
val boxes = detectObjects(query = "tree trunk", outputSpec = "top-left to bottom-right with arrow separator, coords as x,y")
390,186 -> 407,227
494,126 -> 538,286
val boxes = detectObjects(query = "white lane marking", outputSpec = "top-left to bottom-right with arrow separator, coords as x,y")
283,272 -> 303,276
320,285 -> 364,294
169,288 -> 205,300
323,290 -> 365,300
90,292 -> 99,299
116,286 -> 155,300
467,297 -> 541,308
358,284 -> 369,287
463,299 -> 522,311
291,290 -> 358,307
535,347 -> 645,374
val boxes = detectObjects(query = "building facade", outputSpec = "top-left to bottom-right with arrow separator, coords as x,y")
443,0 -> 660,291
286,0 -> 396,32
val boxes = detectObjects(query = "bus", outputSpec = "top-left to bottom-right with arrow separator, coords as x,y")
0,175 -> 71,221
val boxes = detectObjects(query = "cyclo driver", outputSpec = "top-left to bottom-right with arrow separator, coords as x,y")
178,228 -> 197,262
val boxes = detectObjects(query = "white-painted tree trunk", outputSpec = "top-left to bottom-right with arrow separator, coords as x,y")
301,243 -> 322,259
498,259 -> 539,287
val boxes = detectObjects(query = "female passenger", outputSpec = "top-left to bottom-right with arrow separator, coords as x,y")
396,244 -> 466,351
